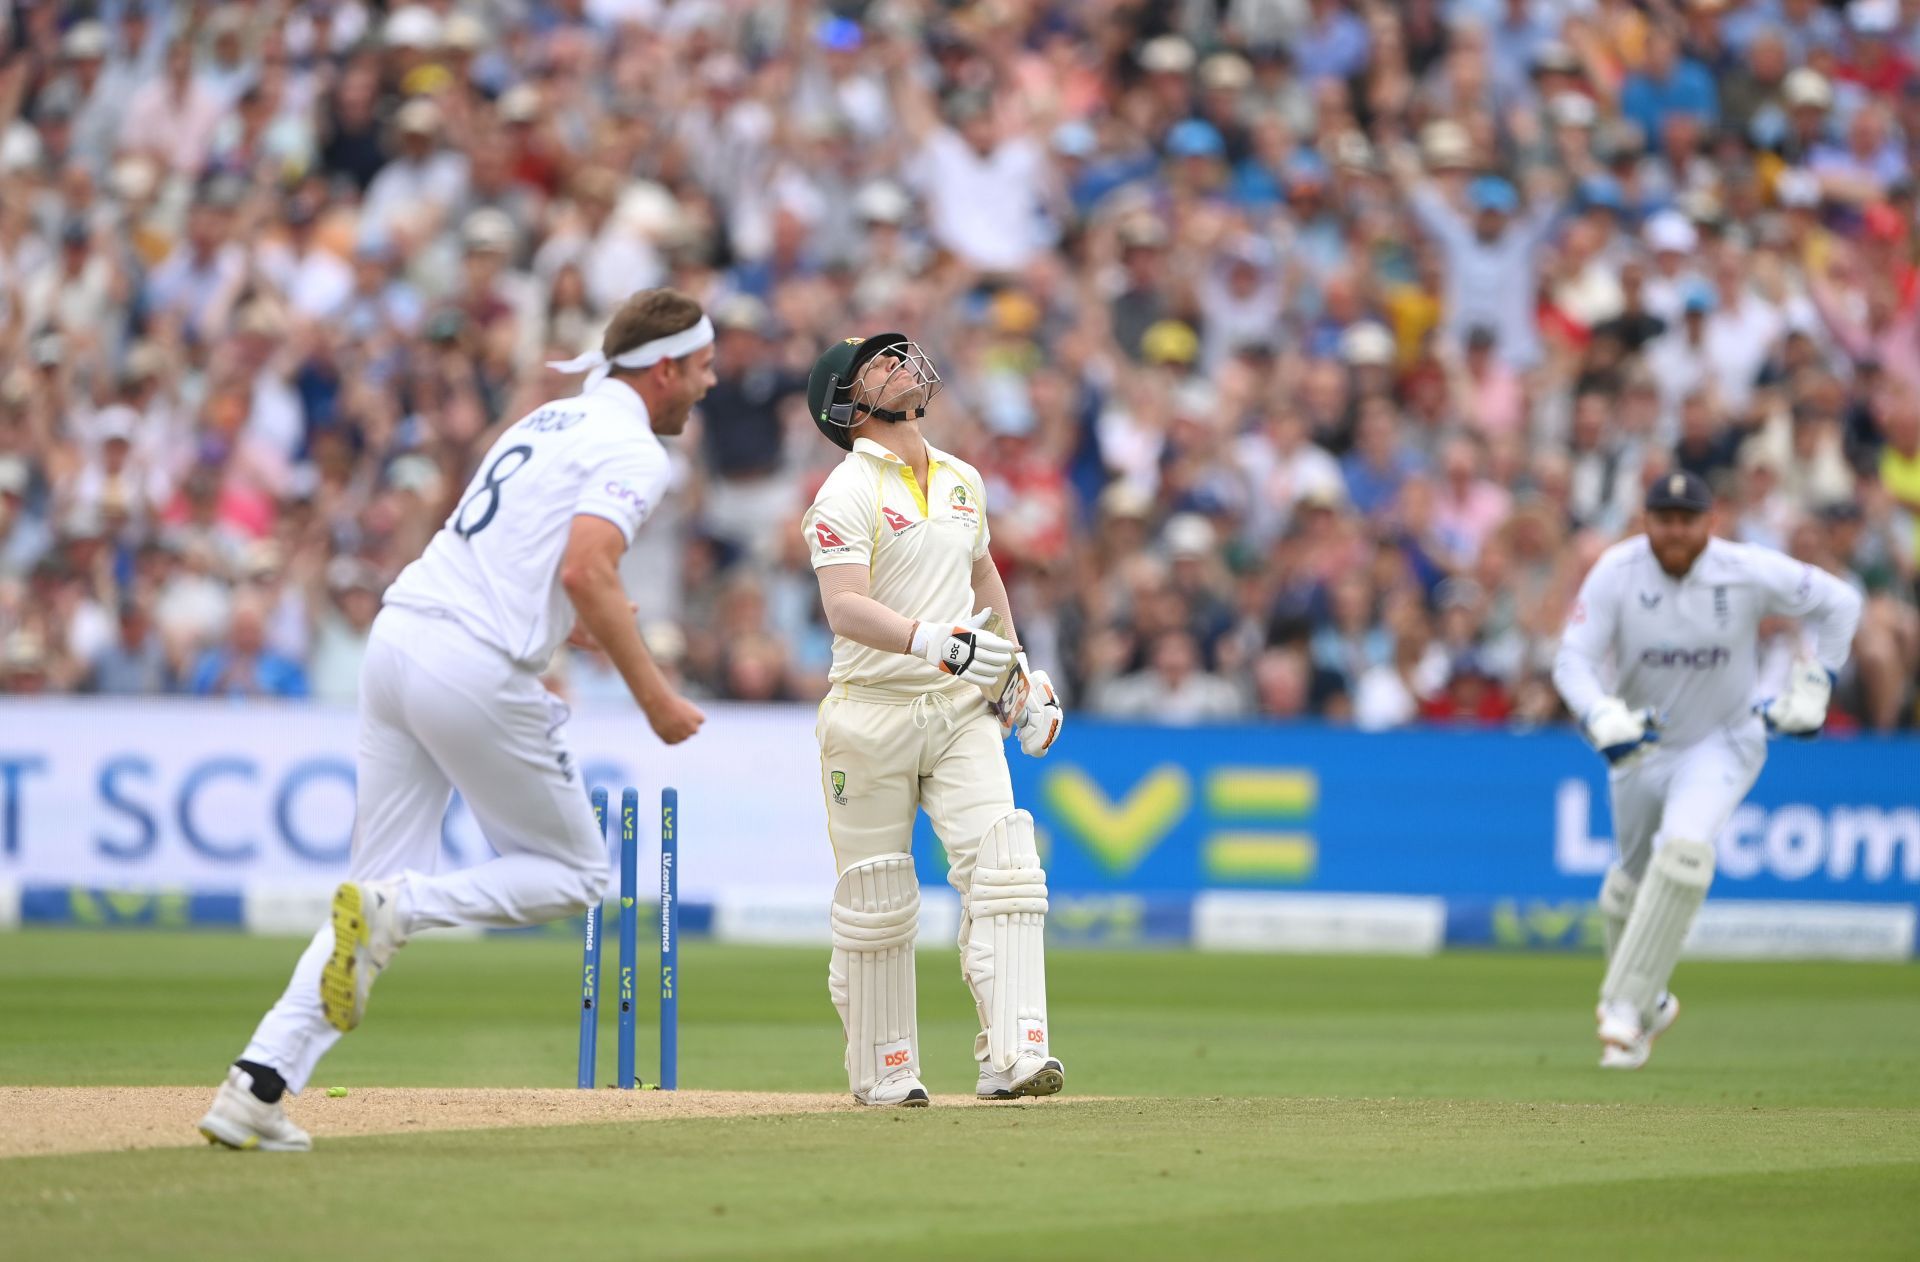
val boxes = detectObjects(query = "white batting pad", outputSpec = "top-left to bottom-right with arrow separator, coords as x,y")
1601,838 -> 1714,1025
1598,864 -> 1639,965
829,854 -> 920,1097
963,811 -> 1051,1071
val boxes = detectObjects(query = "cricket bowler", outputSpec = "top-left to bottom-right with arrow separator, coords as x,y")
802,333 -> 1066,1106
197,289 -> 714,1149
1553,470 -> 1861,1069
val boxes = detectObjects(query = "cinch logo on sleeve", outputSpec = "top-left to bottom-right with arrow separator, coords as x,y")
604,480 -> 647,512
1639,646 -> 1731,669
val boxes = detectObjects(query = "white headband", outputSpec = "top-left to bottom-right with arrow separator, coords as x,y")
546,315 -> 714,389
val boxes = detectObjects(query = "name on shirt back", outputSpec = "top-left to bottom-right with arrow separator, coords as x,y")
518,408 -> 587,433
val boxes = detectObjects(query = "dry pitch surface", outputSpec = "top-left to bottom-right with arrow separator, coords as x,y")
1,1086 -> 993,1158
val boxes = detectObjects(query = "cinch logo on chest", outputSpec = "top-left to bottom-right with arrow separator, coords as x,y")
881,506 -> 916,533
1639,646 -> 1731,669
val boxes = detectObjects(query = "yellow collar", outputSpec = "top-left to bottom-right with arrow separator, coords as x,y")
851,437 -> 955,517
851,435 -> 953,466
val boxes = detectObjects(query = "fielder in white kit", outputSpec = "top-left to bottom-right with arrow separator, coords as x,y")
1553,471 -> 1860,1069
198,289 -> 714,1149
801,333 -> 1066,1106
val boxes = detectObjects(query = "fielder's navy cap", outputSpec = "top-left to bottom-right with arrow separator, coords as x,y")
1646,469 -> 1712,513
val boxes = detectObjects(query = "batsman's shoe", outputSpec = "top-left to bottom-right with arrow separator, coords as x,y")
1597,994 -> 1679,1071
320,877 -> 407,1033
855,1069 -> 930,1108
977,1054 -> 1066,1101
197,1067 -> 311,1152
1648,991 -> 1681,1040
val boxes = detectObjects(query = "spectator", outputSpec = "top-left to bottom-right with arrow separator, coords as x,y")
188,592 -> 308,699
1342,402 -> 1424,519
0,3 -> 1911,736
89,598 -> 171,695
308,558 -> 382,705
1094,630 -> 1246,722
1353,604 -> 1446,731
900,87 -> 1049,276
1619,27 -> 1718,149
120,40 -> 224,175
361,99 -> 469,252
1397,159 -> 1563,367
142,179 -> 246,345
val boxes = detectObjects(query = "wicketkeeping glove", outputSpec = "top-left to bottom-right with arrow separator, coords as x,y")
1582,696 -> 1661,766
1754,658 -> 1834,739
910,609 -> 1016,687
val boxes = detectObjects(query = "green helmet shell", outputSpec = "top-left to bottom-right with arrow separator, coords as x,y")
806,332 -> 911,450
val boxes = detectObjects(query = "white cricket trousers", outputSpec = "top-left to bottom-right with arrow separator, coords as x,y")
1608,720 -> 1767,880
240,605 -> 610,1093
815,684 -> 1014,892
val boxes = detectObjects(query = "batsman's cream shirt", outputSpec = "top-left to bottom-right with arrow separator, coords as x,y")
385,377 -> 670,672
1553,536 -> 1861,747
804,436 -> 991,696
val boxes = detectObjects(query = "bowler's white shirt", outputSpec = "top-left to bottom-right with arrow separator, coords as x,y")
385,377 -> 670,671
1553,536 -> 1861,748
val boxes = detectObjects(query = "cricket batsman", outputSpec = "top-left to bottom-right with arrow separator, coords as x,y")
1553,471 -> 1861,1069
802,333 -> 1066,1106
197,289 -> 714,1149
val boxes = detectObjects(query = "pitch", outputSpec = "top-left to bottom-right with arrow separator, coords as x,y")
3,932 -> 1916,1259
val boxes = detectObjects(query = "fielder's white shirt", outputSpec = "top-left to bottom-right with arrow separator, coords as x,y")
384,377 -> 670,671
1553,536 -> 1862,748
803,435 -> 990,696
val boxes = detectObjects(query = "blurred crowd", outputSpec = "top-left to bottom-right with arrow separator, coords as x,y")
1,0 -> 1918,732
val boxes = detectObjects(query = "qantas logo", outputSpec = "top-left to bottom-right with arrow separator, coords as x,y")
815,522 -> 847,549
881,506 -> 915,533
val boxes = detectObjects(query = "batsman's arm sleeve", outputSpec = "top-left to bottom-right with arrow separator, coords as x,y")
817,562 -> 918,655
1751,548 -> 1863,674
1551,553 -> 1621,721
802,465 -> 877,570
970,553 -> 1016,648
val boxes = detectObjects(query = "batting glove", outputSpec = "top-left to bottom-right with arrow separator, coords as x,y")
1015,668 -> 1064,758
910,609 -> 1016,687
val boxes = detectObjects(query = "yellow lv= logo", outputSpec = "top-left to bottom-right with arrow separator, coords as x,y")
1043,766 -> 1191,876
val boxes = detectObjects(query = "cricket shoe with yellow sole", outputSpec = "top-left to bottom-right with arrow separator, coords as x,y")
977,1054 -> 1066,1100
197,1066 -> 311,1152
320,877 -> 408,1033
1597,993 -> 1680,1070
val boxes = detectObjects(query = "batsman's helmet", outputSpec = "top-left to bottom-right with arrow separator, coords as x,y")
806,333 -> 942,450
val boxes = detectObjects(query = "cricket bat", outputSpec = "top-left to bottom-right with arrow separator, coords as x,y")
980,612 -> 1032,736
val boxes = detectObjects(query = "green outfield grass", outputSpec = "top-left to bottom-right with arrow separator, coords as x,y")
4,930 -> 1918,1259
